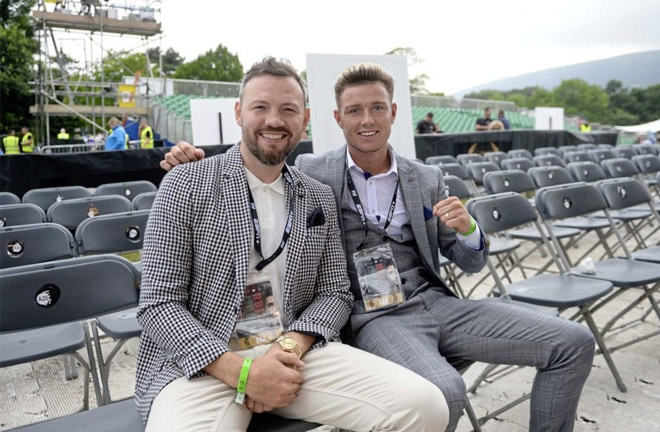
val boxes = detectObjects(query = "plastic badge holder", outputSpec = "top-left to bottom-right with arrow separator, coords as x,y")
354,244 -> 405,312
229,271 -> 284,351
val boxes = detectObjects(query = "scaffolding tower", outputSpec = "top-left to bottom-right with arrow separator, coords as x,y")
31,0 -> 162,146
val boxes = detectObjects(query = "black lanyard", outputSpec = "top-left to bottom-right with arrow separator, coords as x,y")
247,166 -> 295,271
345,165 -> 399,250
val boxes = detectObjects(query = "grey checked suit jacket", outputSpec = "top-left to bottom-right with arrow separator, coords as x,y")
296,145 -> 488,308
135,145 -> 353,421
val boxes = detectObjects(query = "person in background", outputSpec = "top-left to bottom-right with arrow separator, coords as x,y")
2,130 -> 21,154
497,110 -> 511,130
20,127 -> 34,153
474,107 -> 492,131
416,112 -> 439,134
139,118 -> 154,149
57,128 -> 70,143
105,117 -> 127,151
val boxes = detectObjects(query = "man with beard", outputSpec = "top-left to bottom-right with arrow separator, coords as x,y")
136,57 -> 448,432
164,62 -> 596,432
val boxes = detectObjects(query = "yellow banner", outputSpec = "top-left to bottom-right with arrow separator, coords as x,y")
118,84 -> 136,108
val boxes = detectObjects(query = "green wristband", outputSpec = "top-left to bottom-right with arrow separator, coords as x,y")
234,357 -> 252,404
459,216 -> 477,236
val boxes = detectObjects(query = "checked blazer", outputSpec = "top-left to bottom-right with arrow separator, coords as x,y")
135,145 -> 353,421
296,145 -> 488,299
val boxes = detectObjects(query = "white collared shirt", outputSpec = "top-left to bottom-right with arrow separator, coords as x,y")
345,147 -> 482,249
244,167 -> 287,314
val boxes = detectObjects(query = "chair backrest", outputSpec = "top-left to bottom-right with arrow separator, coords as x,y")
482,170 -> 535,194
22,186 -> 92,212
76,210 -> 150,255
534,147 -> 561,157
47,196 -> 133,230
533,154 -> 566,168
94,181 -> 157,199
443,175 -> 472,199
595,178 -> 652,210
589,149 -> 616,163
565,151 -> 591,163
132,191 -> 157,211
466,192 -> 538,234
439,163 -> 470,180
0,255 -> 139,332
0,192 -> 20,206
1,223 -> 77,269
535,183 -> 607,221
467,161 -> 500,183
426,155 -> 458,165
484,151 -> 508,167
558,145 -> 577,156
632,154 -> 660,174
457,154 -> 485,167
528,166 -> 574,188
567,161 -> 607,183
0,203 -> 46,228
577,143 -> 598,151
614,146 -> 638,159
501,157 -> 534,172
597,143 -> 614,150
507,149 -> 533,160
601,158 -> 639,178
633,144 -> 659,155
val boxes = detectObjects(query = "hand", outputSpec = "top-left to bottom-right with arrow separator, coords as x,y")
245,348 -> 305,409
245,396 -> 274,413
160,141 -> 205,171
433,196 -> 472,234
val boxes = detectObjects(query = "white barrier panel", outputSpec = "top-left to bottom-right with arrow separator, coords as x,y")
190,98 -> 241,146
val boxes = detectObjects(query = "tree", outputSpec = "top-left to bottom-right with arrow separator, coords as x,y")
552,79 -> 609,122
0,0 -> 38,133
147,47 -> 184,77
386,47 -> 430,94
96,50 -> 150,83
174,44 -> 243,82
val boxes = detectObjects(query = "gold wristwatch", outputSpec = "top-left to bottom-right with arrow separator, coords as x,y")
275,335 -> 303,359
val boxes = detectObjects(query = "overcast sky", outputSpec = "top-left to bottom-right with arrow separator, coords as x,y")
57,0 -> 660,95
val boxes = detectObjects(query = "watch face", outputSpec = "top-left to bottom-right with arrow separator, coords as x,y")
280,338 -> 296,350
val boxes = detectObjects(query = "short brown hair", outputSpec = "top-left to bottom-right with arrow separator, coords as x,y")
334,63 -> 395,108
240,57 -> 307,103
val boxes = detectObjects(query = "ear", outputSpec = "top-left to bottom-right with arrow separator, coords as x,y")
303,107 -> 310,130
391,102 -> 398,125
235,100 -> 242,126
333,109 -> 342,128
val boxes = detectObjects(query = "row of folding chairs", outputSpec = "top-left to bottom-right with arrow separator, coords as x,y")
0,190 -> 156,229
0,181 -> 157,212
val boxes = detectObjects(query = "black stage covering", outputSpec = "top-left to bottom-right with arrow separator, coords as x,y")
415,130 -> 618,161
0,141 -> 313,198
1,132 -> 617,197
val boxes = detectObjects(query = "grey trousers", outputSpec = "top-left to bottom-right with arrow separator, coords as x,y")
352,288 -> 595,432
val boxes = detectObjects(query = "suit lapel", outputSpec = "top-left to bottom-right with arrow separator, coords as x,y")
283,172 -> 307,324
397,155 -> 436,271
221,146 -> 251,292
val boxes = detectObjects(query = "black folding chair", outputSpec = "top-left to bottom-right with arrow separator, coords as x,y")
0,203 -> 46,228
501,157 -> 534,172
507,149 -> 533,160
484,151 -> 508,168
426,155 -> 458,165
48,196 -> 133,230
533,146 -> 561,157
22,186 -> 92,213
132,192 -> 157,211
0,192 -> 20,205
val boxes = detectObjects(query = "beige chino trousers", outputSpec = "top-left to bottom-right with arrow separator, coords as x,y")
146,342 -> 448,432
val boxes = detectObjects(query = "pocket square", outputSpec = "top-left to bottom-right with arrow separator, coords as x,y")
423,206 -> 434,221
306,207 -> 326,228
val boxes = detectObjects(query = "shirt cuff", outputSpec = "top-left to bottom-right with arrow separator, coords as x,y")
456,224 -> 482,250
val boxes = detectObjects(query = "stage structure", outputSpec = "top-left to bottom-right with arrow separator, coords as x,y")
31,0 -> 162,146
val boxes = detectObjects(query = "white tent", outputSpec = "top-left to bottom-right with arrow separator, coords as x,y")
615,119 -> 660,133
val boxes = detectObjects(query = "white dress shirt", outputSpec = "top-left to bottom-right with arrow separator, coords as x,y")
345,148 -> 482,250
244,167 -> 288,315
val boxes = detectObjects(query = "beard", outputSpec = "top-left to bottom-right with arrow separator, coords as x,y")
243,127 -> 300,166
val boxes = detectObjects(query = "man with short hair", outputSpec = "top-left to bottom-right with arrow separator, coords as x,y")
20,127 -> 34,152
2,130 -> 21,154
164,63 -> 595,432
105,117 -> 127,150
139,118 -> 154,149
138,57 -> 448,432
416,112 -> 439,134
475,107 -> 492,131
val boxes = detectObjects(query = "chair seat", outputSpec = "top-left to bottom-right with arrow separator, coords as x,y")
593,209 -> 651,221
509,225 -> 581,241
631,246 -> 660,263
488,237 -> 520,254
573,258 -> 660,288
554,217 -> 610,230
96,307 -> 142,340
0,323 -> 85,367
503,274 -> 613,308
